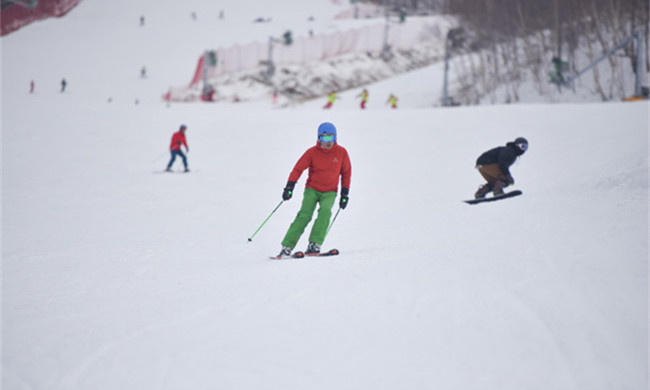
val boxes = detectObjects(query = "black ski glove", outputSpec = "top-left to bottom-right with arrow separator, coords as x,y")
504,174 -> 514,185
282,181 -> 296,201
339,188 -> 349,209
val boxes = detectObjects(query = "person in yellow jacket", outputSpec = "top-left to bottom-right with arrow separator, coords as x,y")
357,89 -> 369,109
387,93 -> 398,109
323,90 -> 339,109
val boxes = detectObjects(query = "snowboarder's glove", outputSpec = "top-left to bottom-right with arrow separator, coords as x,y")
282,181 -> 296,201
339,188 -> 349,209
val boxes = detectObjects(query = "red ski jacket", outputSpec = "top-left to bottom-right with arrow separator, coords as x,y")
169,131 -> 187,151
288,143 -> 351,193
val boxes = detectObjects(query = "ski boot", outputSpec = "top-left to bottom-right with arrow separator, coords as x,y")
492,180 -> 505,196
277,246 -> 292,257
305,242 -> 321,255
474,183 -> 493,199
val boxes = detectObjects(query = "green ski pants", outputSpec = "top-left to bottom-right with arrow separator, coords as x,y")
281,187 -> 336,249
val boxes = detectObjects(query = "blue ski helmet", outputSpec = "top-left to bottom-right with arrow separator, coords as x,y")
317,122 -> 337,142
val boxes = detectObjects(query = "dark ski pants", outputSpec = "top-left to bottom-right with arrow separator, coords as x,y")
167,149 -> 187,170
282,188 -> 336,249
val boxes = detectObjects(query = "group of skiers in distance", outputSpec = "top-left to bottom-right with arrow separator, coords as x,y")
28,78 -> 67,94
323,89 -> 398,109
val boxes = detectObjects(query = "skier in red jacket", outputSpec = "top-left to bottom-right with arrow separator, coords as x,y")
278,122 -> 351,257
166,125 -> 189,172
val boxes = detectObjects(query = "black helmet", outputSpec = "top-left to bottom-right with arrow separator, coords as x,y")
513,137 -> 528,153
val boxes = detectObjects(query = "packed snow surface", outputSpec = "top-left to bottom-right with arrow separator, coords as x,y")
2,0 -> 648,389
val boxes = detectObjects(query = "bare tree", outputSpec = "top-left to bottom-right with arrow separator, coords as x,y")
443,0 -> 644,103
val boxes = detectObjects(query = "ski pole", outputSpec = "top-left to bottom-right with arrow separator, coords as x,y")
324,206 -> 342,238
248,200 -> 284,242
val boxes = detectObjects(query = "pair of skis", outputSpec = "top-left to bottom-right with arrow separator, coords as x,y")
269,248 -> 339,260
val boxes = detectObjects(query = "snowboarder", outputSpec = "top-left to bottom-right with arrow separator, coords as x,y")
323,90 -> 338,109
357,89 -> 369,109
474,137 -> 528,199
166,125 -> 190,172
277,122 -> 351,257
387,93 -> 398,108
60,78 -> 67,93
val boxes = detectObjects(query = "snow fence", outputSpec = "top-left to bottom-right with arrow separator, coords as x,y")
164,16 -> 451,102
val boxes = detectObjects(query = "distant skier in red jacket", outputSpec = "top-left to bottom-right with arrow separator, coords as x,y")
166,125 -> 189,172
278,122 -> 352,257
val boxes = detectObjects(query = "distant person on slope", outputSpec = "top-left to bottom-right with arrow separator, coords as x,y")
277,122 -> 351,257
357,89 -> 369,109
323,90 -> 339,109
474,137 -> 528,199
387,93 -> 398,108
166,125 -> 190,172
60,78 -> 67,93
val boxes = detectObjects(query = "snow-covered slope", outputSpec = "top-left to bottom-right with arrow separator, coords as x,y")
2,1 -> 648,390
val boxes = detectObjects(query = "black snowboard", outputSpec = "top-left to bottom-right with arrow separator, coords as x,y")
464,190 -> 522,205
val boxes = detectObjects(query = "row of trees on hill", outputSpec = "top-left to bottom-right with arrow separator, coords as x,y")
443,0 -> 648,70
451,0 -> 648,103
366,0 -> 649,103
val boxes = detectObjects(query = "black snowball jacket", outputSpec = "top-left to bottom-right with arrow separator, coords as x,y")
476,142 -> 524,176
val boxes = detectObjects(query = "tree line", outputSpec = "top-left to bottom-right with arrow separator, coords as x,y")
366,0 -> 649,102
